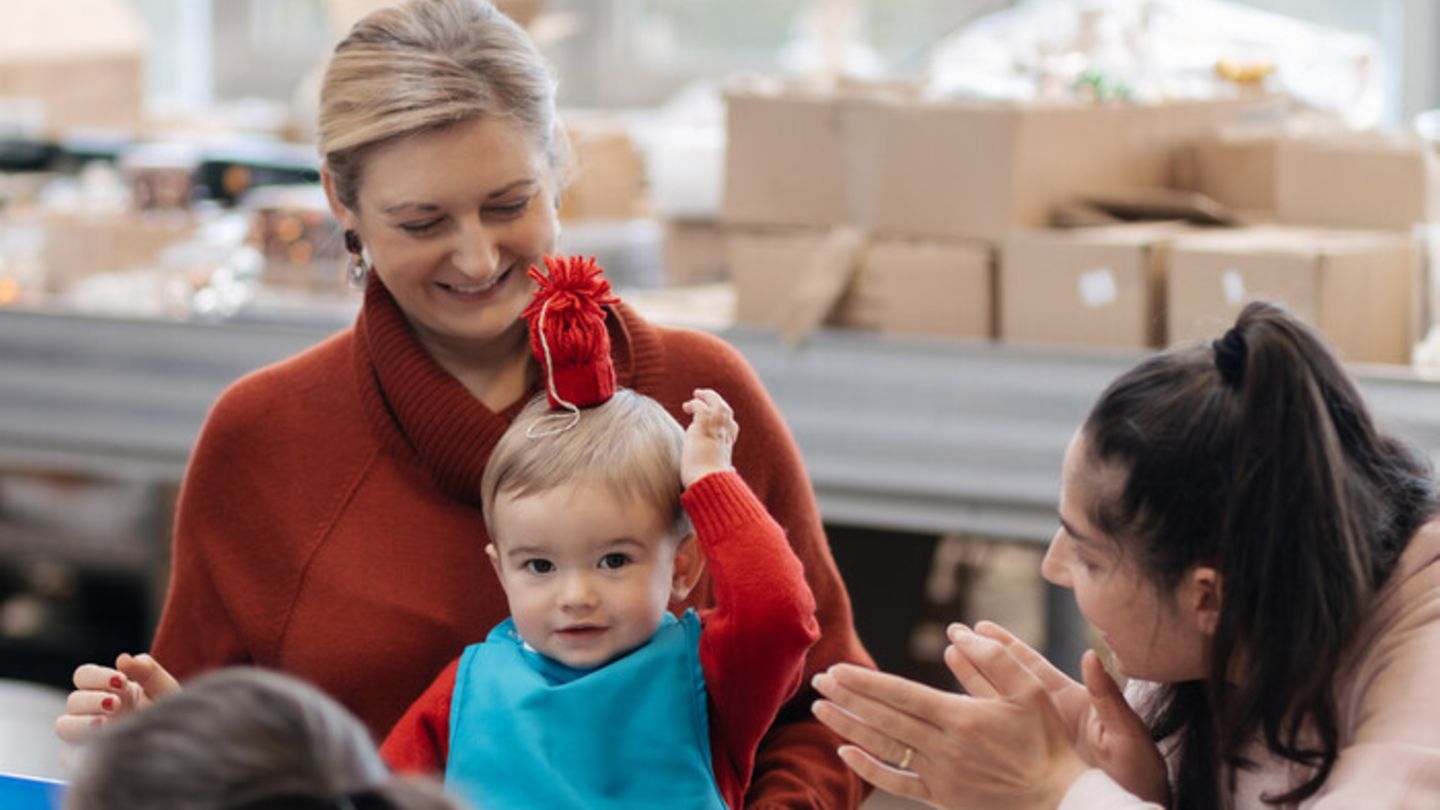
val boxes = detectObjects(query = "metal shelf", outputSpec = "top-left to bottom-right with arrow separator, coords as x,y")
3,307 -> 1440,545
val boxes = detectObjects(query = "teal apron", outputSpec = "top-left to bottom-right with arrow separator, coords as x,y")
445,611 -> 728,809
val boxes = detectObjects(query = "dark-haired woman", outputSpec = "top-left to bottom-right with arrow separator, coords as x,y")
811,301 -> 1440,809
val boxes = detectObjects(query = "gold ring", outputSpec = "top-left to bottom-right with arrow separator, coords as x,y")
895,745 -> 915,771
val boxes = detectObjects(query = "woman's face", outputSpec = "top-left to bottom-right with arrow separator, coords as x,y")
1041,432 -> 1215,683
331,116 -> 559,356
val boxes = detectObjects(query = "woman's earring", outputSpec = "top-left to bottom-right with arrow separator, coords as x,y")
344,229 -> 370,288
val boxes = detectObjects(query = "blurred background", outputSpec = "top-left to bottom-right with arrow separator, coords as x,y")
4,2 -> 1440,804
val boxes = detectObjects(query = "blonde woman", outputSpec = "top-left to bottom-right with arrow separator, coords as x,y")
57,2 -> 872,806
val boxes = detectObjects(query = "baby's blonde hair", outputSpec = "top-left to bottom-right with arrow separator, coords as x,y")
319,0 -> 569,212
482,390 -> 690,542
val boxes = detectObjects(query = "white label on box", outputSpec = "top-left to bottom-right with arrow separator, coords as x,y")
1221,269 -> 1247,305
1077,268 -> 1118,308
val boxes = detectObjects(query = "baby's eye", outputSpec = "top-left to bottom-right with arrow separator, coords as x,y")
599,553 -> 631,570
524,559 -> 555,574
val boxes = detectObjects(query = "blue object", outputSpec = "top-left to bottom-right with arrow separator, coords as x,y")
0,772 -> 65,810
446,611 -> 727,809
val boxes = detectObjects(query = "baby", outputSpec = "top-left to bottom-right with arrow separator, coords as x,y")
382,386 -> 820,809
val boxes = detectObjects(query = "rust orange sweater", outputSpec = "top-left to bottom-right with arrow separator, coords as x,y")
151,280 -> 873,808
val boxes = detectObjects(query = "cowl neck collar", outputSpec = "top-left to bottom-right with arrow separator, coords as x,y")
352,278 -> 652,503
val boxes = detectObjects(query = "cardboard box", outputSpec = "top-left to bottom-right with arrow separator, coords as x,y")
1184,128 -> 1440,230
1000,223 -> 1191,349
722,86 -> 858,230
723,82 -> 1280,240
726,226 -> 865,343
1417,225 -> 1440,352
557,117 -> 649,221
727,227 -> 992,341
662,219 -> 728,287
1167,227 -> 1415,364
838,238 -> 993,339
854,97 -> 1279,241
0,0 -> 147,135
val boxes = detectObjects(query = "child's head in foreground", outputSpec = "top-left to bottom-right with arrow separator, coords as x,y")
64,667 -> 461,810
480,389 -> 704,670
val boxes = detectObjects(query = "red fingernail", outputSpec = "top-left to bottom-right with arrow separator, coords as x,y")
102,697 -> 114,711
110,676 -> 123,689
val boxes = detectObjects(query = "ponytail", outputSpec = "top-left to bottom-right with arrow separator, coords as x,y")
1083,301 -> 1438,807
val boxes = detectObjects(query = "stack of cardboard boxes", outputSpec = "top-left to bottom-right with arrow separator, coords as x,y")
1168,127 -> 1437,364
720,79 -> 1437,365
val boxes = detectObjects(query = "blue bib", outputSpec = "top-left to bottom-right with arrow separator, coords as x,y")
445,610 -> 728,810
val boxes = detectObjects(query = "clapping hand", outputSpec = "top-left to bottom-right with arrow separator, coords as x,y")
950,622 -> 1169,806
811,621 -> 1169,810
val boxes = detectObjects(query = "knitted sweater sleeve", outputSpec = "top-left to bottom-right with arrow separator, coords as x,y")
653,326 -> 875,810
151,378 -> 274,676
379,657 -> 459,773
688,472 -> 820,810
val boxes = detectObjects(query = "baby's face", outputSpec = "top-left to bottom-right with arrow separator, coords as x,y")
488,479 -> 682,669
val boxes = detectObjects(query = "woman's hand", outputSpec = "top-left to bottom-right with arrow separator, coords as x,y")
681,388 -> 737,488
949,622 -> 1170,807
54,652 -> 180,743
811,628 -> 1089,810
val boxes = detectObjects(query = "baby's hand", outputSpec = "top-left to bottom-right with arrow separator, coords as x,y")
681,388 -> 738,488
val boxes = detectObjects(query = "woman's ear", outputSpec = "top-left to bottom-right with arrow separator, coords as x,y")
1186,565 -> 1223,636
320,165 -> 358,231
670,533 -> 706,602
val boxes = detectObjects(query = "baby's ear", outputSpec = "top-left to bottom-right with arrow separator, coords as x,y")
485,543 -> 502,576
670,533 -> 706,602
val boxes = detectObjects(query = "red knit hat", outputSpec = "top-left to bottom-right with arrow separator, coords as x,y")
522,255 -> 620,410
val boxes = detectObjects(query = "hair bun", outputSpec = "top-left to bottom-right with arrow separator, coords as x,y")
1212,327 -> 1246,387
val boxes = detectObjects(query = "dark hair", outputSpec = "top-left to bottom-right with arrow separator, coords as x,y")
64,668 -> 462,810
1081,301 -> 1438,808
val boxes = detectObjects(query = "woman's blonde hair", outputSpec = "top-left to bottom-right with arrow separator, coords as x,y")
319,0 -> 564,211
482,390 -> 691,542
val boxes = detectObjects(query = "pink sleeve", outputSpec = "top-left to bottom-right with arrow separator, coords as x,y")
1059,770 -> 1164,810
379,658 -> 459,774
685,471 -> 821,809
1309,553 -> 1440,807
1308,744 -> 1440,807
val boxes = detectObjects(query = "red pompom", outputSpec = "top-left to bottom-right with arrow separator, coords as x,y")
523,255 -> 620,409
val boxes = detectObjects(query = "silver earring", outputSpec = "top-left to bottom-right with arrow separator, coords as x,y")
347,251 -> 370,287
344,229 -> 370,288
